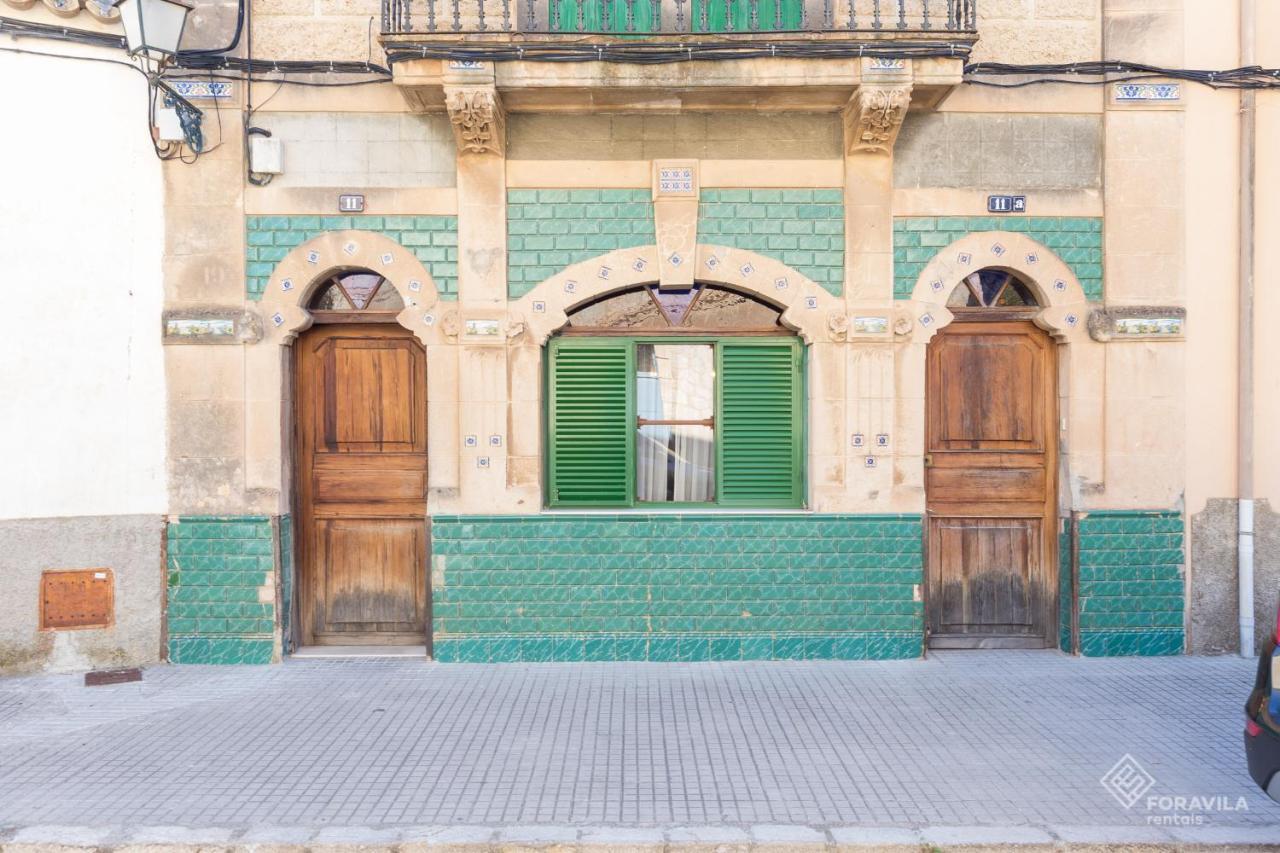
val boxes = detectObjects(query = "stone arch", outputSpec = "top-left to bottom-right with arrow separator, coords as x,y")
904,231 -> 1091,346
257,230 -> 446,347
897,229 -> 1105,522
509,244 -> 844,346
243,229 -> 460,508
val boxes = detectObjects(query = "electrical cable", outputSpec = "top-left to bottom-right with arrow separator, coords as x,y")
6,14 -> 1280,92
965,60 -> 1280,90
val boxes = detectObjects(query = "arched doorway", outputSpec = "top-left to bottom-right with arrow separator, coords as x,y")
925,270 -> 1059,649
294,270 -> 429,650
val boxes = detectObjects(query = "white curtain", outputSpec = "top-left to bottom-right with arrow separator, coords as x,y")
636,346 -> 714,503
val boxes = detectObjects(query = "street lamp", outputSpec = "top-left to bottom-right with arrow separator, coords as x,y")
116,0 -> 192,62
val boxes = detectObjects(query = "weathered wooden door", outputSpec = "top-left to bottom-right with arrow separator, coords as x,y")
295,324 -> 428,646
925,320 -> 1057,648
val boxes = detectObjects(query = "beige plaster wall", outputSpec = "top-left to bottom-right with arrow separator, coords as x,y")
1253,3 -> 1280,506
1182,2 -> 1240,518
0,45 -> 167,520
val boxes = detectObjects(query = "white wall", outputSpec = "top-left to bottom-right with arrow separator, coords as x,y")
0,46 -> 167,519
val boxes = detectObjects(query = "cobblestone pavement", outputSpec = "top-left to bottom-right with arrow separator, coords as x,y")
0,651 -> 1276,844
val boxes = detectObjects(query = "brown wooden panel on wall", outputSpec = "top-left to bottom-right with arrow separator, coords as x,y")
296,324 -> 429,647
40,569 -> 114,630
925,320 -> 1057,649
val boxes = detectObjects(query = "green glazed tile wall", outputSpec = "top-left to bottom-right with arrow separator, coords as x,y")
245,215 -> 458,301
507,190 -> 655,299
1076,510 -> 1185,656
279,515 -> 293,653
1059,524 -> 1073,653
167,516 -> 277,665
893,217 -> 1104,301
697,189 -> 845,296
431,514 -> 923,662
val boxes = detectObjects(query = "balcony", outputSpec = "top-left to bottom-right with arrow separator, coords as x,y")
381,0 -> 976,116
382,0 -> 977,42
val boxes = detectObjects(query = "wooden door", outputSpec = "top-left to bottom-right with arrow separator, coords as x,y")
295,324 -> 428,646
925,320 -> 1057,648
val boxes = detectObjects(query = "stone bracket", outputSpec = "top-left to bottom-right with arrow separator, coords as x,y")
445,86 -> 506,156
843,85 -> 913,155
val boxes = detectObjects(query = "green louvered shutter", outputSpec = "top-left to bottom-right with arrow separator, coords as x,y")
718,339 -> 804,508
547,338 -> 633,507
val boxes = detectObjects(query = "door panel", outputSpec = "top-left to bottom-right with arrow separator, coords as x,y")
925,321 -> 1057,649
296,324 -> 428,646
319,519 -> 423,628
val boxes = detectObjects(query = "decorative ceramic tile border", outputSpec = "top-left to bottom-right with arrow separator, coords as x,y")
1113,82 -> 1181,102
168,80 -> 235,100
1087,306 -> 1186,342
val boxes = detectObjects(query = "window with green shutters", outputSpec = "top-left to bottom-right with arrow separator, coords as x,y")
546,336 -> 805,509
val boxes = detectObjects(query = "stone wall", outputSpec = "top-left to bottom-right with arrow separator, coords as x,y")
507,113 -> 843,161
1191,498 -> 1280,655
431,514 -> 924,661
895,114 -> 1103,191
972,0 -> 1101,65
250,112 -> 456,189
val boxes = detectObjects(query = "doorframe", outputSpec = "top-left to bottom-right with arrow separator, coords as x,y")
291,321 -> 432,651
250,231 -> 449,657
901,231 -> 1097,654
922,315 -> 1060,649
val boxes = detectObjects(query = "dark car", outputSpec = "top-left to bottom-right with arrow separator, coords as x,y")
1246,599 -> 1280,802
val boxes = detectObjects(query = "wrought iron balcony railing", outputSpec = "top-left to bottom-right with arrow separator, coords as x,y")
381,0 -> 976,37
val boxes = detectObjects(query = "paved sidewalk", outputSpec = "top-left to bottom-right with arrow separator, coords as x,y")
0,651 -> 1277,847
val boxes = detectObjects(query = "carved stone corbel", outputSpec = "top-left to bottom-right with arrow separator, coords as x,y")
843,85 -> 913,155
444,87 -> 505,156
827,312 -> 850,342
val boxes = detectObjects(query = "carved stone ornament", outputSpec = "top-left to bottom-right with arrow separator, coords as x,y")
445,88 -> 505,155
506,317 -> 527,342
440,309 -> 461,339
845,86 -> 913,155
827,312 -> 849,342
892,310 -> 914,337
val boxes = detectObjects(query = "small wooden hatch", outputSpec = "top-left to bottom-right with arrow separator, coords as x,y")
40,568 -> 115,630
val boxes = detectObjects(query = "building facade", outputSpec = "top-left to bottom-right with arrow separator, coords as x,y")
2,0 -> 1279,670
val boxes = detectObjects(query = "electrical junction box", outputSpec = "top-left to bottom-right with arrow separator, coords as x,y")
249,136 -> 285,175
154,106 -> 186,143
